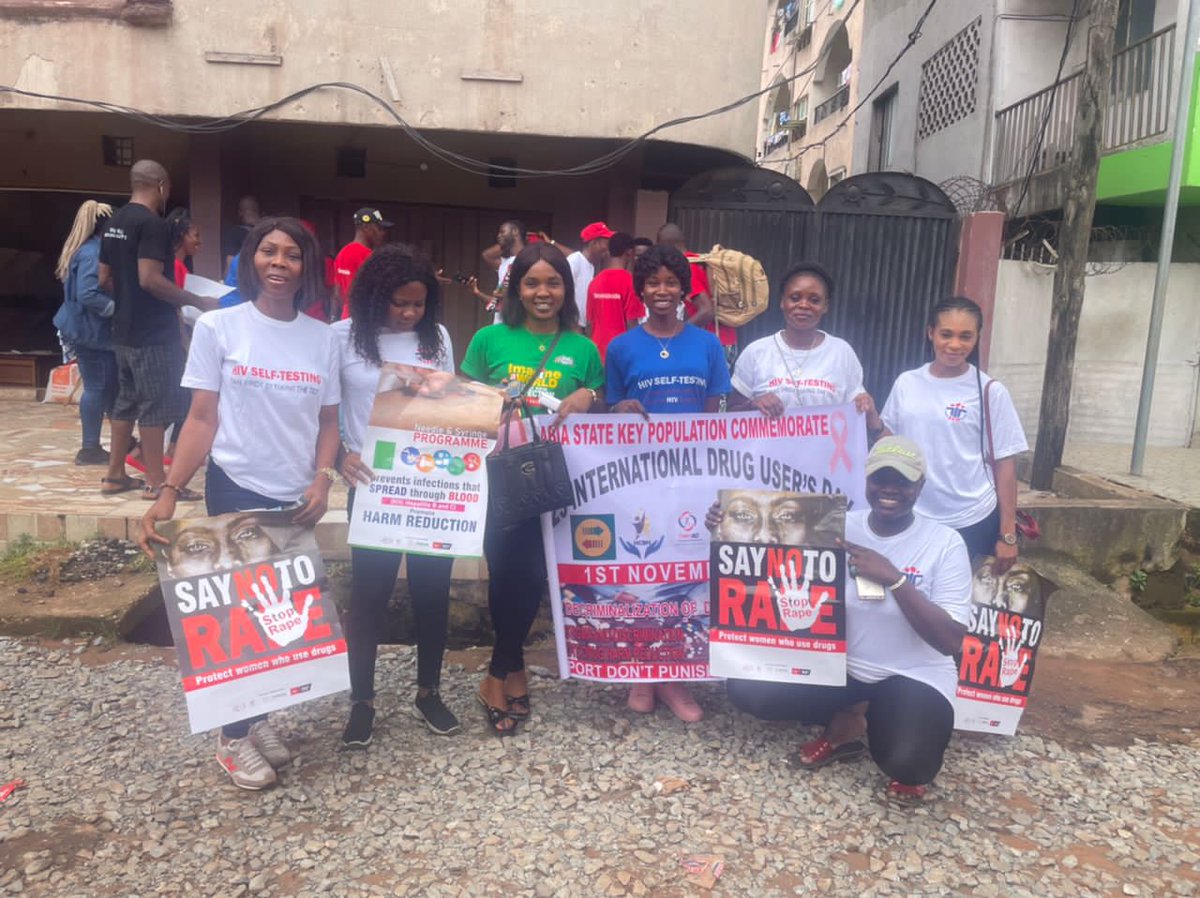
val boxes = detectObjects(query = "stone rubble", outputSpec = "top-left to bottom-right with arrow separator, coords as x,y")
1,636 -> 1197,897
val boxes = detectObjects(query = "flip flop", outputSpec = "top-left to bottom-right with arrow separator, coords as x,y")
142,484 -> 203,502
885,780 -> 928,805
788,737 -> 867,771
100,476 -> 145,496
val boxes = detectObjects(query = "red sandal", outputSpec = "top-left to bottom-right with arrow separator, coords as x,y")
788,737 -> 867,770
885,780 -> 928,804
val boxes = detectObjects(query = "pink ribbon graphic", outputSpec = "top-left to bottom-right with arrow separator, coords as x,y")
828,410 -> 852,473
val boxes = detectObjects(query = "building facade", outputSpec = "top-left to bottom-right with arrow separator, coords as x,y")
756,0 -> 862,199
0,0 -> 764,360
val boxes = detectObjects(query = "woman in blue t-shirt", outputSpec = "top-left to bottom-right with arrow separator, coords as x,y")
604,245 -> 731,722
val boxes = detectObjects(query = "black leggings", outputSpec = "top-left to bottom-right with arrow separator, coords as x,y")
346,546 -> 453,700
483,514 -> 546,680
726,675 -> 955,786
956,505 -> 1000,561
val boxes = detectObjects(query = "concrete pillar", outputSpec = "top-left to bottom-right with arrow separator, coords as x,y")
188,134 -> 223,280
953,210 -> 1005,368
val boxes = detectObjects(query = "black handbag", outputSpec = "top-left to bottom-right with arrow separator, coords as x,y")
486,334 -> 575,528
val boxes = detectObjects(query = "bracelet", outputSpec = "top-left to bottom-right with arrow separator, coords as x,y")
161,483 -> 181,495
317,466 -> 339,483
888,573 -> 908,592
586,388 -> 598,406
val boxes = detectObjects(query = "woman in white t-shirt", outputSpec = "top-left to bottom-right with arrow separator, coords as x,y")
724,436 -> 972,803
138,217 -> 341,792
730,262 -> 880,429
334,245 -> 459,748
880,297 -> 1028,573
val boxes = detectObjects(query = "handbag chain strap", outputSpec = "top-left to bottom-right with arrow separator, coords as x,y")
499,330 -> 564,451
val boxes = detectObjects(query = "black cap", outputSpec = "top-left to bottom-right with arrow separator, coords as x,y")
353,207 -> 393,228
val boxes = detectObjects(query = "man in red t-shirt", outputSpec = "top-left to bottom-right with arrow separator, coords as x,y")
335,207 -> 392,319
585,232 -> 643,361
656,222 -> 736,348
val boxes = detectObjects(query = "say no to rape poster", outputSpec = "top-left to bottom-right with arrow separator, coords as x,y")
154,510 -> 349,733
348,365 -> 504,558
537,407 -> 867,683
709,491 -> 848,686
954,558 -> 1051,735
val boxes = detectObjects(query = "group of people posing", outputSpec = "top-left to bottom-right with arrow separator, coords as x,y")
56,164 -> 1028,804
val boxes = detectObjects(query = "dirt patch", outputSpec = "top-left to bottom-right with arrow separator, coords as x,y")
1021,655 -> 1200,749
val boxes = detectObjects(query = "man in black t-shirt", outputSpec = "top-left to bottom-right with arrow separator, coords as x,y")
98,159 -> 216,499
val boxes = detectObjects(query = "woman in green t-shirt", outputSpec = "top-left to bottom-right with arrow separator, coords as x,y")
461,242 -> 605,733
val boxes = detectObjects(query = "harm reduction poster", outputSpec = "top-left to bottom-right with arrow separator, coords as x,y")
153,510 -> 349,734
538,407 -> 867,683
954,558 -> 1051,735
709,492 -> 847,685
348,365 -> 504,558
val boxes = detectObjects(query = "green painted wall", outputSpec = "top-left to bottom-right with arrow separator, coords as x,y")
1096,55 -> 1200,206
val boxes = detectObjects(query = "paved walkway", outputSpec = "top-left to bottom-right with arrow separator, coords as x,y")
1064,442 -> 1200,508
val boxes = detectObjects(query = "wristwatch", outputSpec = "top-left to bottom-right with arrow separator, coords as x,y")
1001,532 -> 1018,546
318,466 -> 339,483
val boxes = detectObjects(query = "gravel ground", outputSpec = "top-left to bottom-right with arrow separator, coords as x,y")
1,636 -> 1198,898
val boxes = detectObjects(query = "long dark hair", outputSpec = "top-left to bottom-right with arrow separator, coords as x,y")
500,242 -> 579,330
237,217 -> 327,313
349,243 -> 445,366
929,296 -> 989,463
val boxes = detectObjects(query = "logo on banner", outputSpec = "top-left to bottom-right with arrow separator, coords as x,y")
675,510 -> 703,546
619,510 -> 665,559
945,402 -> 968,423
572,515 -> 615,560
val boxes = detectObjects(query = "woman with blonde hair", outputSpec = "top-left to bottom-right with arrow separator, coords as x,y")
52,200 -> 117,465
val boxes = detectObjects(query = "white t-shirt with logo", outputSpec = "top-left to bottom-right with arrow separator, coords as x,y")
844,510 -> 972,704
567,250 -> 594,327
492,254 -> 515,326
881,364 -> 1028,529
333,318 -> 454,454
732,331 -> 865,407
182,302 -> 341,501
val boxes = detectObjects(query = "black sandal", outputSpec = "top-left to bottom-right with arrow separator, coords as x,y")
476,692 -> 519,736
100,476 -> 145,496
505,694 -> 531,720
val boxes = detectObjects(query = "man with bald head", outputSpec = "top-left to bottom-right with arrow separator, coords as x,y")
98,159 -> 215,500
657,222 -> 736,352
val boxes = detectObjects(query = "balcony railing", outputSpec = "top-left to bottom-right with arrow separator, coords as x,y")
813,84 -> 850,125
993,25 -> 1175,184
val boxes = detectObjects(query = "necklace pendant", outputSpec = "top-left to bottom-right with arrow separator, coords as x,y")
538,344 -> 547,352
659,349 -> 670,360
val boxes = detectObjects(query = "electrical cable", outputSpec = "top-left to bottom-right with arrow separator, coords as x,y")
0,0 -> 863,181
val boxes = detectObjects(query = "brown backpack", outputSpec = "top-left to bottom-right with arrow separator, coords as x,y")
688,245 -> 771,328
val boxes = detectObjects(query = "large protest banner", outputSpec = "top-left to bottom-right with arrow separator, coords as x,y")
153,510 -> 349,734
538,407 -> 867,683
348,365 -> 503,558
708,492 -> 847,685
954,558 -> 1050,735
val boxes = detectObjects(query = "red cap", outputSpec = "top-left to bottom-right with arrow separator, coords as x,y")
579,221 -> 615,242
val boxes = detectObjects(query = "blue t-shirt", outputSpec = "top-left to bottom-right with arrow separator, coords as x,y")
219,256 -> 244,308
605,324 -> 731,413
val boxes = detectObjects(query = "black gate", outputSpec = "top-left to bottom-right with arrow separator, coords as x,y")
669,167 -> 960,402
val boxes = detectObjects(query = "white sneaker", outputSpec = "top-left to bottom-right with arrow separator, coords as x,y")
248,720 -> 292,769
215,736 -> 276,791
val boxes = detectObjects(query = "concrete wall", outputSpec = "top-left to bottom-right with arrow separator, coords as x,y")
989,260 -> 1200,447
0,0 -> 763,159
851,0 -> 996,182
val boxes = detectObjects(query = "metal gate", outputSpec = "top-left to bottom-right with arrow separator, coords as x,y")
670,167 -> 960,402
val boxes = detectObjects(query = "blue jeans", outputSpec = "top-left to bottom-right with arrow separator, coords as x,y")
205,462 -> 289,740
74,346 -> 117,449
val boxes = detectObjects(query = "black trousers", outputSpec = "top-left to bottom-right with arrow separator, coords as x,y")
726,674 -> 955,786
956,505 -> 1001,561
483,514 -> 546,680
346,546 -> 453,700
345,487 -> 454,700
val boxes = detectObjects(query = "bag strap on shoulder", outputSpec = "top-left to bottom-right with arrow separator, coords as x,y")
499,331 -> 564,450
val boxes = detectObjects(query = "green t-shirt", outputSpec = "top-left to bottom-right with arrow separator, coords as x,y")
461,324 -> 604,414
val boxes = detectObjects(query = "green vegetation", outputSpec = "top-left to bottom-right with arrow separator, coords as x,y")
1129,569 -> 1149,594
0,533 -> 46,580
